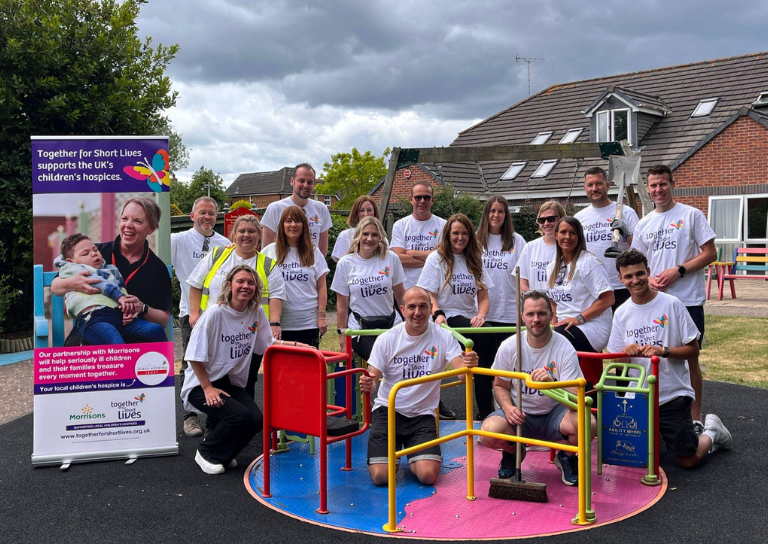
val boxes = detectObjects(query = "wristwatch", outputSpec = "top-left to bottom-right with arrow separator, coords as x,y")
432,309 -> 446,321
576,313 -> 586,324
677,265 -> 686,278
662,346 -> 670,358
269,321 -> 281,327
337,328 -> 346,335
138,303 -> 148,318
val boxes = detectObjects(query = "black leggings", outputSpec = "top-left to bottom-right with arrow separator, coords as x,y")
352,335 -> 376,361
281,328 -> 321,349
446,315 -> 497,420
554,324 -> 596,353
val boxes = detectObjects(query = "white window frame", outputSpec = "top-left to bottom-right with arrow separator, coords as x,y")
532,160 -> 557,178
559,128 -> 583,144
501,162 -> 527,180
531,131 -> 553,145
595,108 -> 631,144
745,193 -> 768,243
691,98 -> 719,118
708,195 -> 744,244
323,194 -> 332,206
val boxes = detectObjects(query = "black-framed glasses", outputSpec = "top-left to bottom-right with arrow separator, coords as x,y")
413,195 -> 432,202
536,215 -> 558,225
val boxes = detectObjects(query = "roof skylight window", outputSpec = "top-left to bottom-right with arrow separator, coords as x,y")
531,131 -> 553,145
752,92 -> 768,108
501,162 -> 527,180
559,128 -> 583,144
532,160 -> 557,178
691,98 -> 719,117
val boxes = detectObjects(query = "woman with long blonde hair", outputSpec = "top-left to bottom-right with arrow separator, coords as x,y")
331,195 -> 387,262
517,200 -> 565,293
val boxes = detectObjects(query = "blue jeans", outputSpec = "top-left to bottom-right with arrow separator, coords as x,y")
76,307 -> 167,345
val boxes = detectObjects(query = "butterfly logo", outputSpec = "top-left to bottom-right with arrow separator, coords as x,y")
424,346 -> 437,359
308,214 -> 320,224
428,229 -> 439,237
544,360 -> 557,378
670,219 -> 684,230
248,321 -> 258,333
123,149 -> 170,193
379,266 -> 391,276
653,314 -> 668,328
606,217 -> 616,224
134,393 -> 146,403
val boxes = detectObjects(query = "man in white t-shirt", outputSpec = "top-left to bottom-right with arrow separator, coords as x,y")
389,181 -> 452,418
261,163 -> 332,255
631,164 -> 717,431
171,196 -> 231,437
359,287 -> 479,486
608,249 -> 732,467
575,166 -> 639,312
480,291 -> 594,486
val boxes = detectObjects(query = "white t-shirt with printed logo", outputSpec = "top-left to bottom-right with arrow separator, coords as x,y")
482,232 -> 527,323
390,214 -> 447,289
261,244 -> 329,331
186,250 -> 286,312
517,237 -> 557,292
492,331 -> 582,415
545,252 -> 613,351
331,227 -> 389,262
608,292 -> 699,405
369,322 -> 462,417
630,202 -> 716,306
171,228 -> 231,317
181,303 -> 274,410
575,202 -> 640,290
417,251 -> 494,319
330,251 -> 405,331
261,196 -> 332,248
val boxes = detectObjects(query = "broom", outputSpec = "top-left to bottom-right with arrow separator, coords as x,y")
488,267 -> 548,502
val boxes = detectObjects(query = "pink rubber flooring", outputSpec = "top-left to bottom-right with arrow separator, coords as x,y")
397,445 -> 666,539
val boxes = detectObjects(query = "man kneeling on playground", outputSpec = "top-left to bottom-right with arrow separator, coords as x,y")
359,286 -> 479,486
480,290 -> 594,486
608,249 -> 732,467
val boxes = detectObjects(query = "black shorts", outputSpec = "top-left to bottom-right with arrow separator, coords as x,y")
685,306 -> 705,348
659,396 -> 699,457
367,408 -> 441,465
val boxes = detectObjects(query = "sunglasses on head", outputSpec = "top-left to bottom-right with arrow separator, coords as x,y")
412,195 -> 432,202
522,289 -> 549,299
536,215 -> 558,225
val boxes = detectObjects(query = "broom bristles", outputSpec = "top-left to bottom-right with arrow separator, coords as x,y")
488,478 -> 548,502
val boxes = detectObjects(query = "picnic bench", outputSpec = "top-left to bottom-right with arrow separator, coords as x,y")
717,248 -> 768,301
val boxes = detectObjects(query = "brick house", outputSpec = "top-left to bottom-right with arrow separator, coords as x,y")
375,52 -> 768,253
369,163 -> 444,207
225,166 -> 337,209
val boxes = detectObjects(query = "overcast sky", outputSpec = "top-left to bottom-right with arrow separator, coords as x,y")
137,0 -> 767,185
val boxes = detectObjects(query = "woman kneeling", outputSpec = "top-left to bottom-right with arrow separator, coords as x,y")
181,265 -> 273,474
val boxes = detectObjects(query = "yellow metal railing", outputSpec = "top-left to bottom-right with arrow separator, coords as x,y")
383,367 -> 592,532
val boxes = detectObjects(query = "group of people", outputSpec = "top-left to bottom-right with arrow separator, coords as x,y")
167,161 -> 732,480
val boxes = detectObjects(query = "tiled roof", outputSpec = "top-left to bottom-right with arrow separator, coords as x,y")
226,167 -> 294,196
431,52 -> 768,196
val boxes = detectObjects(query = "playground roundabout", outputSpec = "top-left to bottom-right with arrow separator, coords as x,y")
245,422 -> 667,540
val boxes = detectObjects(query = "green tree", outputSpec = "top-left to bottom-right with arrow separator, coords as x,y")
169,175 -> 192,214
0,0 -> 178,333
393,184 -> 484,226
317,148 -> 390,208
186,166 -> 227,212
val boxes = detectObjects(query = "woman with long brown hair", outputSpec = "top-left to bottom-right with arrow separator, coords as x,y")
262,206 -> 329,348
417,213 -> 496,418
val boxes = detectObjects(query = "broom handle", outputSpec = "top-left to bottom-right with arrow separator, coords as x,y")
515,266 -> 524,481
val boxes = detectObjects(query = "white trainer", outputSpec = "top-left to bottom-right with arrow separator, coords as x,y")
704,414 -> 733,453
195,450 -> 225,474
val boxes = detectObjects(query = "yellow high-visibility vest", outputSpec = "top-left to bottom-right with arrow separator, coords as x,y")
200,246 -> 274,317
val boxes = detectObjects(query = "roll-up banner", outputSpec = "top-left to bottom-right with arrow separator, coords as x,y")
31,136 -> 177,467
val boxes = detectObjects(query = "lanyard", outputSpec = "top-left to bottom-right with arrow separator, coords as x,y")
113,248 -> 150,285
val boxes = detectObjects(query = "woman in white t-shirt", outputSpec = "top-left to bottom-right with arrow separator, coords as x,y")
476,196 -> 527,419
262,205 -> 329,348
182,265 -> 275,474
331,195 -> 387,262
518,200 -> 565,293
332,216 -> 405,360
547,216 -> 615,360
417,213 -> 496,418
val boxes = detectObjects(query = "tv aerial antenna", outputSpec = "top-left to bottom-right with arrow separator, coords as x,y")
516,55 -> 545,96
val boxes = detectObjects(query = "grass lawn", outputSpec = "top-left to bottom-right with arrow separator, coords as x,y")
700,315 -> 768,389
320,315 -> 768,390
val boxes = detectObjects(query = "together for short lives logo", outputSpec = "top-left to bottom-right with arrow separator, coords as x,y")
544,360 -> 556,378
670,219 -> 684,230
134,393 -> 146,403
248,320 -> 259,333
308,214 -> 320,224
428,229 -> 439,237
378,266 -> 391,277
424,346 -> 437,359
653,314 -> 668,328
123,149 -> 169,193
